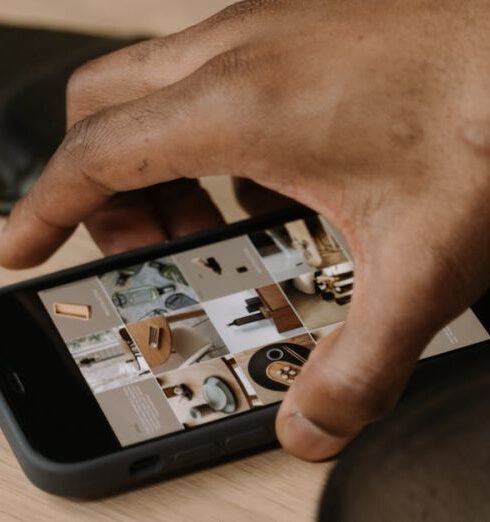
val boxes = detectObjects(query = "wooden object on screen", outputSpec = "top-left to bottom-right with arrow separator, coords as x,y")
53,302 -> 92,320
126,316 -> 172,368
165,309 -> 206,323
126,309 -> 207,368
256,284 -> 302,333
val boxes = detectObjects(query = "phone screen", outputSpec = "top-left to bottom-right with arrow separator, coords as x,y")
27,214 -> 489,448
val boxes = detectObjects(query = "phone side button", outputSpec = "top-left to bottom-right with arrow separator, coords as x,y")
224,427 -> 271,451
174,443 -> 218,466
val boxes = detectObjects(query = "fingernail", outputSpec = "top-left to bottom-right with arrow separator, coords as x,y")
278,411 -> 348,462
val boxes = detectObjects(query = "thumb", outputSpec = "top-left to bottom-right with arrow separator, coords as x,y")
275,243 -> 455,462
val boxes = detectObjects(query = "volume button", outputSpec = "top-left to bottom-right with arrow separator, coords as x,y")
225,427 -> 271,451
174,443 -> 218,465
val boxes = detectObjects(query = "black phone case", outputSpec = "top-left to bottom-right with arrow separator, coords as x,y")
0,207 -> 311,498
0,383 -> 279,498
0,207 -> 486,499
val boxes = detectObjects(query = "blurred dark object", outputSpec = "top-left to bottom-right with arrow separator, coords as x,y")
0,24 -> 144,214
318,342 -> 490,522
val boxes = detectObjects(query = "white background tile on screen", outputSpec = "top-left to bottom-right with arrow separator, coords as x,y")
248,226 -> 311,283
202,289 -> 306,354
257,244 -> 312,283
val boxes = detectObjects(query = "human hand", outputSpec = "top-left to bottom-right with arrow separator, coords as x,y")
2,0 -> 490,461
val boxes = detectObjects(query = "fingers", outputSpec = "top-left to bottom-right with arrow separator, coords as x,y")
146,179 -> 224,237
64,1 -> 278,258
65,0 -> 283,126
84,180 -> 224,256
66,15 -> 244,258
233,178 -> 297,215
83,191 -> 167,256
0,0 -> 324,269
276,240 -> 449,461
0,61 -> 243,268
66,33 -> 227,127
0,197 -> 77,270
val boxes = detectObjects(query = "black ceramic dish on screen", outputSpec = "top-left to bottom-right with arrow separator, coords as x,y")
247,343 -> 310,391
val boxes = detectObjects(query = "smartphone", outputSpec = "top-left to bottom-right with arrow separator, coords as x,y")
0,207 -> 488,498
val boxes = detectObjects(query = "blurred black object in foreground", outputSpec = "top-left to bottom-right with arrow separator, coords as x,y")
0,24 -> 143,214
318,342 -> 490,522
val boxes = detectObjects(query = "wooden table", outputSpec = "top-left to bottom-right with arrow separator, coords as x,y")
0,2 -> 333,520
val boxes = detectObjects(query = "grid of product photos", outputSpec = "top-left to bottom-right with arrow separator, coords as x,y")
38,215 -> 490,446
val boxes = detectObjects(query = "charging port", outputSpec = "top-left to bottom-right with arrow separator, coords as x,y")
129,456 -> 160,478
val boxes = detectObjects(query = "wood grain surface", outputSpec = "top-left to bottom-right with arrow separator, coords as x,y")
0,2 -> 332,520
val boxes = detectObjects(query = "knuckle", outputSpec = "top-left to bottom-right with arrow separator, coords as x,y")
203,47 -> 257,83
199,45 -> 276,110
126,36 -> 169,64
62,117 -> 95,162
59,116 -> 123,194
66,63 -> 88,100
190,48 -> 261,124
66,59 -> 102,124
59,117 -> 106,181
